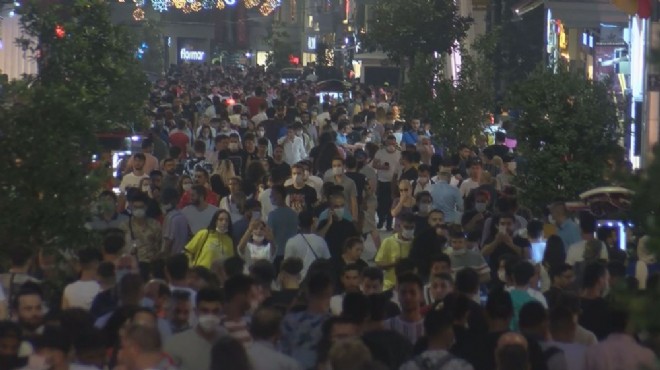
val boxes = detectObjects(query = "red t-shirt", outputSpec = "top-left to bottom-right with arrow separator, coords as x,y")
169,132 -> 190,159
246,96 -> 266,117
177,189 -> 220,209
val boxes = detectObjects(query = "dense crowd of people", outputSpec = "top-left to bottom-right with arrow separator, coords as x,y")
0,64 -> 657,370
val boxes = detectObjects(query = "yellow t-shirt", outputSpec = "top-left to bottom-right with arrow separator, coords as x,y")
185,229 -> 234,268
375,235 -> 412,290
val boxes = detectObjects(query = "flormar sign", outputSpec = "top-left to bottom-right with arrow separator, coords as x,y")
180,48 -> 205,61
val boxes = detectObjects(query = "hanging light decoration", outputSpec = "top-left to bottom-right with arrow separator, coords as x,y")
215,0 -> 225,9
132,7 -> 145,20
201,0 -> 214,9
133,0 -> 145,6
190,1 -> 201,11
172,0 -> 186,8
151,0 -> 169,11
243,0 -> 258,8
259,0 -> 276,16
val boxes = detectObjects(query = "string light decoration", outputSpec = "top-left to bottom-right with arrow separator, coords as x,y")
201,0 -> 214,9
172,0 -> 185,8
190,1 -> 201,11
259,0 -> 275,15
243,0 -> 258,8
215,0 -> 225,9
133,0 -> 145,6
132,7 -> 145,20
151,0 -> 169,12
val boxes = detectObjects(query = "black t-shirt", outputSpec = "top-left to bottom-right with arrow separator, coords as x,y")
544,286 -> 563,309
487,236 -> 531,280
318,219 -> 360,259
579,297 -> 611,340
362,329 -> 413,370
263,288 -> 300,314
468,331 -> 549,370
409,228 -> 448,280
285,185 -> 318,212
483,144 -> 510,160
399,167 -> 419,182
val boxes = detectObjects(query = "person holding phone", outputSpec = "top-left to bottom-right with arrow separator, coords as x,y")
373,135 -> 401,231
482,214 -> 531,281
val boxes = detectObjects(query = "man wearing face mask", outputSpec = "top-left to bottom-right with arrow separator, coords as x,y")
373,136 -> 401,231
165,287 -> 227,370
461,190 -> 492,238
119,192 -> 161,264
323,157 -> 359,221
317,193 -> 360,259
412,164 -> 435,196
376,213 -> 416,290
161,188 -> 189,256
413,192 -> 434,234
88,191 -> 129,231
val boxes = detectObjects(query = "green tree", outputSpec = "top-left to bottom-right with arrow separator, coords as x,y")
0,0 -> 148,257
264,21 -> 293,71
362,0 -> 471,65
508,66 -> 620,212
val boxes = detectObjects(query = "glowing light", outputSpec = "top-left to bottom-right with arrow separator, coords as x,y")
133,7 -> 145,20
201,0 -> 214,9
172,0 -> 186,8
216,0 -> 225,9
151,0 -> 169,12
55,24 -> 66,38
224,0 -> 236,5
190,1 -> 201,11
134,0 -> 145,6
244,0 -> 259,8
8,10 -> 15,17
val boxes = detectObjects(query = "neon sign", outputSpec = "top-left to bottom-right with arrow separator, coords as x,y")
180,48 -> 205,61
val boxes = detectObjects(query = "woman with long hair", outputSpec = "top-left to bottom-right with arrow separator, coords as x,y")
184,210 -> 234,268
540,235 -> 566,292
210,159 -> 234,197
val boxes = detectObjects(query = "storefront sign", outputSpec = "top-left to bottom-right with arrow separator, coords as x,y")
180,48 -> 205,61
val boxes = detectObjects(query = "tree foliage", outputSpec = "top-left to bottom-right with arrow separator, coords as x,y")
508,66 -> 621,212
0,0 -> 148,256
264,21 -> 293,71
362,0 -> 472,64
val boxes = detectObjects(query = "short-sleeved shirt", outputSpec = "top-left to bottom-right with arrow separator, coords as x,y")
163,209 -> 190,254
450,250 -> 490,276
284,233 -> 331,278
184,229 -> 234,268
322,174 -> 357,206
376,235 -> 412,290
285,185 -> 318,213
119,218 -> 162,263
280,311 -> 330,370
374,149 -> 401,182
181,204 -> 219,235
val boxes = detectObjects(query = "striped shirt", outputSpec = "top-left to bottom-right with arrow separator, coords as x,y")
384,316 -> 425,345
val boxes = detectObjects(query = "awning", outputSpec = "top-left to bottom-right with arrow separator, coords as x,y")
546,0 -> 628,27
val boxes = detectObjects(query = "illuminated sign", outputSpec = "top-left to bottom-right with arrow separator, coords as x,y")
307,36 -> 316,50
180,48 -> 205,61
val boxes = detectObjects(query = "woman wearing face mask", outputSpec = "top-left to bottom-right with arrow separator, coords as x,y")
461,190 -> 492,237
177,175 -> 194,198
237,220 -> 275,270
391,179 -> 416,231
185,210 -> 235,269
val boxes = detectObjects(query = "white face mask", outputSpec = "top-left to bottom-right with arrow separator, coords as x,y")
365,136 -> 372,142
257,130 -> 265,137
216,225 -> 228,234
401,228 -> 415,240
332,167 -> 343,176
418,177 -> 429,185
132,209 -> 146,218
229,143 -> 239,151
252,235 -> 265,243
507,162 -> 517,171
453,248 -> 466,255
197,314 -> 220,333
182,184 -> 193,192
294,174 -> 304,185
386,145 -> 396,153
333,208 -> 345,220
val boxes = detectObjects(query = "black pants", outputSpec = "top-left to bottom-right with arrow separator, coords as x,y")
376,181 -> 393,229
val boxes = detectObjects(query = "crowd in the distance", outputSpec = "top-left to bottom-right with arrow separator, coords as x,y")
0,64 -> 657,370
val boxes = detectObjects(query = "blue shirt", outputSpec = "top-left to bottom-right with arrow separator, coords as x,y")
429,182 -> 463,224
336,133 -> 348,146
557,219 -> 581,250
401,131 -> 419,145
268,206 -> 300,256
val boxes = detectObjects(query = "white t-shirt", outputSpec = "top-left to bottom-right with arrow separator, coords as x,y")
120,172 -> 149,192
330,294 -> 344,316
566,240 -> 608,266
459,178 -> 479,198
259,189 -> 274,223
284,233 -> 331,278
63,280 -> 101,310
373,149 -> 401,182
